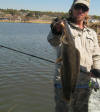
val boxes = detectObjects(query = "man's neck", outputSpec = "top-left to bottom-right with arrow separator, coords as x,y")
75,21 -> 84,29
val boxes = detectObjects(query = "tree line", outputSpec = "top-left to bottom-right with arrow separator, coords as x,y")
0,9 -> 68,19
0,9 -> 100,20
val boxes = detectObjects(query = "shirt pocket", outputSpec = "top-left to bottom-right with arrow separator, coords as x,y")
86,37 -> 94,53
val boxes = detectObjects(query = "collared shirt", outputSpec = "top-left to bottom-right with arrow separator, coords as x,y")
47,21 -> 100,73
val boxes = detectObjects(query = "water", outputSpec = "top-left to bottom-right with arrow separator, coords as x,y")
0,22 -> 56,112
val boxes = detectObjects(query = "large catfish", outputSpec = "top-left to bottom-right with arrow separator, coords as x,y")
56,20 -> 80,102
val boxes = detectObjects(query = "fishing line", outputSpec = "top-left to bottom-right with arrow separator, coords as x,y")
0,44 -> 55,64
0,44 -> 91,73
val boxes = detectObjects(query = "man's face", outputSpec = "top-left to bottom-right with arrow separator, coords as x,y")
72,4 -> 89,22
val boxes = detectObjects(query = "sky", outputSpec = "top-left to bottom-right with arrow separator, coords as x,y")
0,0 -> 100,16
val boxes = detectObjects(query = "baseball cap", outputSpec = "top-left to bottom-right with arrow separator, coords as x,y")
74,0 -> 90,8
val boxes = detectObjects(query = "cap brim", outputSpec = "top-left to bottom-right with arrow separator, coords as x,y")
74,1 -> 89,8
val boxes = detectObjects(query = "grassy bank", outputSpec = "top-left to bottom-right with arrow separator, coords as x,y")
0,20 -> 51,24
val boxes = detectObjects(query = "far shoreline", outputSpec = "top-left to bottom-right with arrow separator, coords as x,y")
0,20 -> 52,24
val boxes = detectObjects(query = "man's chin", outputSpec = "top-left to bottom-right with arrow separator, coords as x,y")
76,17 -> 84,22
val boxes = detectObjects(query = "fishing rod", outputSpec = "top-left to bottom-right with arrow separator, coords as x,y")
0,44 -> 91,74
0,44 -> 55,64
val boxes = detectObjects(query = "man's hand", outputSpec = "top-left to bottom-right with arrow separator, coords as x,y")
51,18 -> 65,35
90,69 -> 100,78
90,72 -> 96,78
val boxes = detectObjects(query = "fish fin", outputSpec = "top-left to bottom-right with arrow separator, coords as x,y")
56,57 -> 62,63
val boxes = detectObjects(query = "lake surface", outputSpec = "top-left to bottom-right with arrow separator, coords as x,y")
0,22 -> 56,112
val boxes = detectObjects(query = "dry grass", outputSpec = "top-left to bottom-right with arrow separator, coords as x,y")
0,19 -> 51,24
88,22 -> 100,45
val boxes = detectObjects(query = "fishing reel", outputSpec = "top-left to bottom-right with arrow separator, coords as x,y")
89,79 -> 99,92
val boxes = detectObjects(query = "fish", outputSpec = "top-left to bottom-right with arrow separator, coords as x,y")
56,19 -> 80,102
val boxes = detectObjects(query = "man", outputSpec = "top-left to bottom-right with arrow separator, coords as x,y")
47,0 -> 100,112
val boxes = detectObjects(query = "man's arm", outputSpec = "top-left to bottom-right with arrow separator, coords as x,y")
91,31 -> 100,77
47,31 -> 61,47
47,18 -> 64,47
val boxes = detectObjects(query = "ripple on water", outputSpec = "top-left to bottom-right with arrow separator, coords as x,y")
0,23 -> 55,112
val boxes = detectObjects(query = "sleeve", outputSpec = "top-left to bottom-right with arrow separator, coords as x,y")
47,31 -> 62,47
92,31 -> 100,70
